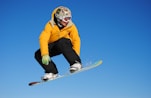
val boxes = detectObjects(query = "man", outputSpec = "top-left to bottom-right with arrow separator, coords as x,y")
35,6 -> 82,81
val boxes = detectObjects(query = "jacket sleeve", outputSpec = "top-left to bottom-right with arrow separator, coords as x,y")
39,22 -> 52,56
69,24 -> 81,55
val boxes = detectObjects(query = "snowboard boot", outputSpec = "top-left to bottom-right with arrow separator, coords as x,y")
42,73 -> 58,81
70,62 -> 82,73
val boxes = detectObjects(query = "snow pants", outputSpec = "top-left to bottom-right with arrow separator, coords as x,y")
35,38 -> 81,74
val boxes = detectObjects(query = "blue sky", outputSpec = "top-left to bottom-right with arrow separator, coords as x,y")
0,0 -> 151,98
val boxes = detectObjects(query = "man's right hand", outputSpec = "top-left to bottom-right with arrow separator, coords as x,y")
42,55 -> 51,65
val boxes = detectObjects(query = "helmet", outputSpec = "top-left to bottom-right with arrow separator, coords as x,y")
55,6 -> 72,23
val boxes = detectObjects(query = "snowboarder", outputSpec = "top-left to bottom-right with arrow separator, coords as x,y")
34,6 -> 82,80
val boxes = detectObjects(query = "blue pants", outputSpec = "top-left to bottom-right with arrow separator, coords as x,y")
35,38 -> 81,74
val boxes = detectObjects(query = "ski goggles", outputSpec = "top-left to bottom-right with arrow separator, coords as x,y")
61,17 -> 71,23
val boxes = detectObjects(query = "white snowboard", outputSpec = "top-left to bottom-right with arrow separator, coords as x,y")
28,60 -> 103,86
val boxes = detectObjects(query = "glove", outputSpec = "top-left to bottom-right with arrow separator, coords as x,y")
42,55 -> 51,65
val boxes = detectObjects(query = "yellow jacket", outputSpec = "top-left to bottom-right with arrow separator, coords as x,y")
39,8 -> 81,56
